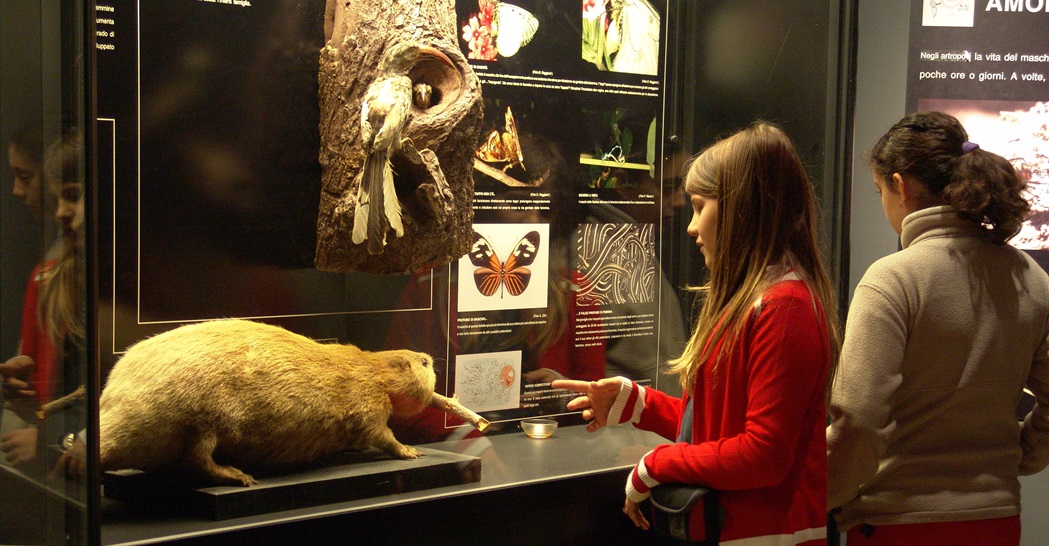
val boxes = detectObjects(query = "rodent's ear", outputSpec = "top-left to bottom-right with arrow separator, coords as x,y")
390,355 -> 410,371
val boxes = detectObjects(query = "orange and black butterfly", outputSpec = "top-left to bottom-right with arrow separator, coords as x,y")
468,230 -> 540,298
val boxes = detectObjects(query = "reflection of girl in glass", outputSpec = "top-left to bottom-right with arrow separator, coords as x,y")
25,129 -> 85,401
7,121 -> 45,218
1,129 -> 85,467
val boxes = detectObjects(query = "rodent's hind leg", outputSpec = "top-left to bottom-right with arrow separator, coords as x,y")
183,430 -> 257,486
374,426 -> 424,459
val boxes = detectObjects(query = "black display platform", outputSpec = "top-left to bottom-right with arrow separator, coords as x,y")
103,447 -> 480,520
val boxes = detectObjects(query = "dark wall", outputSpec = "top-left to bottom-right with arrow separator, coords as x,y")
663,0 -> 847,309
0,2 -> 47,357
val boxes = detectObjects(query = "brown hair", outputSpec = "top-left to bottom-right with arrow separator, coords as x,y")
668,122 -> 841,394
868,111 -> 1028,244
38,129 -> 86,354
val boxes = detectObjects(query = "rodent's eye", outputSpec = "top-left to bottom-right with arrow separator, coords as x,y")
421,359 -> 430,368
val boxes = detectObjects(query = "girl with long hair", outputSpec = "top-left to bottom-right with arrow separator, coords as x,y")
555,122 -> 839,544
1,129 -> 85,468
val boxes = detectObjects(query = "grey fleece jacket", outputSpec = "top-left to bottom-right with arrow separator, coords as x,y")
827,206 -> 1049,530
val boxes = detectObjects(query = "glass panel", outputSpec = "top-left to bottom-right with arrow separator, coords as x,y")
1,1 -> 89,544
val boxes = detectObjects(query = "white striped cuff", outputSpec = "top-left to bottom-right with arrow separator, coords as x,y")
625,453 -> 659,502
606,376 -> 646,426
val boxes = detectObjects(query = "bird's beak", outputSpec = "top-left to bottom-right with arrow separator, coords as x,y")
417,45 -> 454,69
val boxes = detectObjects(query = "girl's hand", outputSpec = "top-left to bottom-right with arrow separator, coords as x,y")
51,436 -> 87,482
623,497 -> 650,530
550,377 -> 624,432
1,356 -> 36,400
1,427 -> 38,466
522,367 -> 565,384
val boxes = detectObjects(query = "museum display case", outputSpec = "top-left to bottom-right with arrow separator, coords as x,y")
3,1 -> 854,544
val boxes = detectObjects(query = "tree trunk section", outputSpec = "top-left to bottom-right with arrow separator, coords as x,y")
316,0 -> 482,274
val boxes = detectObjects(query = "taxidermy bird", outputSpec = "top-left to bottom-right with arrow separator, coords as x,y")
353,41 -> 452,255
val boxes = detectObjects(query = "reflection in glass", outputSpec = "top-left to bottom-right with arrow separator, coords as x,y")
1,1 -> 89,543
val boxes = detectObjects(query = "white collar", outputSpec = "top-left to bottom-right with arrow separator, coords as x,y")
753,266 -> 802,312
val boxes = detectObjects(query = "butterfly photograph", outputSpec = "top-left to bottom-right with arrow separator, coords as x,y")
459,0 -> 539,61
473,104 -> 546,188
475,106 -> 525,173
457,223 -> 550,312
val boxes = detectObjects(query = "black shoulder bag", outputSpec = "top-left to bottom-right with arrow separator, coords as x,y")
649,484 -> 722,544
648,398 -> 723,544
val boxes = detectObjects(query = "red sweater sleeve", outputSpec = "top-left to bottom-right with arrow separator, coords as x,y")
645,285 -> 829,491
20,263 -> 57,403
636,385 -> 686,440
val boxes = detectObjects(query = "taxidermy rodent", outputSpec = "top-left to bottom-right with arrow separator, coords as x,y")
99,319 -> 436,486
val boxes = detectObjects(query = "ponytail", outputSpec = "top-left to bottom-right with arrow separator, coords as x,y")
943,149 -> 1029,244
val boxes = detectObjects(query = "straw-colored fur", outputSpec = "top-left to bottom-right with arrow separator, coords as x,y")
99,319 -> 436,486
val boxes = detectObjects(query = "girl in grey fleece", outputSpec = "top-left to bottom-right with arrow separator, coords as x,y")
827,111 -> 1049,545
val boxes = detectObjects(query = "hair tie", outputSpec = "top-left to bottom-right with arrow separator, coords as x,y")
962,141 -> 979,153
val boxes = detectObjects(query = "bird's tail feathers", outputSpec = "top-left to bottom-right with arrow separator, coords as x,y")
364,151 -> 390,254
384,159 -> 404,238
351,172 -> 370,245
355,150 -> 404,254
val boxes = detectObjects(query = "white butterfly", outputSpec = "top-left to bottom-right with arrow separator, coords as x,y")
494,3 -> 538,58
